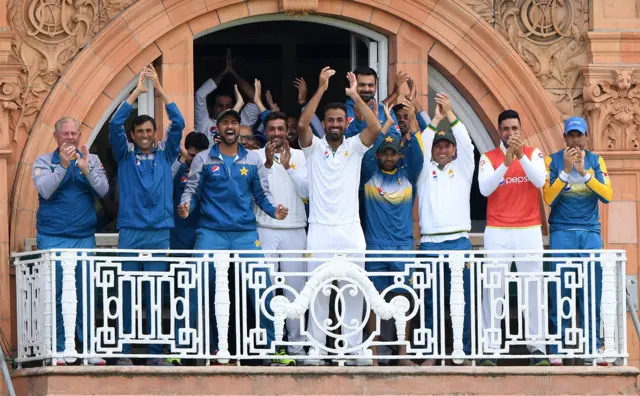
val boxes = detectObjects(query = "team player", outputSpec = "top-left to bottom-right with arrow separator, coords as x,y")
178,108 -> 289,361
362,100 -> 423,365
252,80 -> 309,361
195,50 -> 259,145
110,65 -> 186,366
477,109 -> 548,366
33,116 -> 109,366
544,116 -> 612,366
416,93 -> 474,365
298,67 -> 382,365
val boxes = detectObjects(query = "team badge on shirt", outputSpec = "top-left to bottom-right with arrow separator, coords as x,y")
448,169 -> 454,178
479,159 -> 485,167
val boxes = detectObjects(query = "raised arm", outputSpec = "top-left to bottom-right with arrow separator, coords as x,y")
299,67 -> 335,148
146,65 -> 185,163
110,70 -> 149,162
382,71 -> 409,106
280,142 -> 309,199
345,72 -> 381,147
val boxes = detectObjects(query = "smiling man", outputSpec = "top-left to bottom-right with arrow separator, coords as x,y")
297,67 -> 382,365
109,65 -> 186,366
33,116 -> 109,366
416,93 -> 475,366
253,108 -> 309,364
179,106 -> 288,362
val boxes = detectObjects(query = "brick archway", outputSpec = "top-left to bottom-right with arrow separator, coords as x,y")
9,0 -> 564,251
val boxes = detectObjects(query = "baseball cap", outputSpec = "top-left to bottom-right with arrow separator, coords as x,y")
564,116 -> 587,135
432,130 -> 456,145
216,109 -> 241,125
377,134 -> 401,153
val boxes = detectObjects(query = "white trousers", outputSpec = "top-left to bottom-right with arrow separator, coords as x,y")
482,226 -> 545,353
257,226 -> 307,354
306,222 -> 366,349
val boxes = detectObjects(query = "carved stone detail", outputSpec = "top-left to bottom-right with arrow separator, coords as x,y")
279,0 -> 318,16
584,69 -> 640,151
464,0 -> 589,118
6,0 -> 134,141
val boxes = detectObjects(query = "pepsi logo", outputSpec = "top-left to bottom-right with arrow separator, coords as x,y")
180,176 -> 187,183
211,165 -> 220,173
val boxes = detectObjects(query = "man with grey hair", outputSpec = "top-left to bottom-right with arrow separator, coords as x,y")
33,116 -> 109,366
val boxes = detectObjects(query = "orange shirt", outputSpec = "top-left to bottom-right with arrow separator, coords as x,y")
483,146 -> 541,228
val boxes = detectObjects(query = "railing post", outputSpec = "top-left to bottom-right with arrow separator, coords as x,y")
449,252 -> 465,364
213,252 -> 231,363
271,295 -> 288,342
600,251 -> 618,363
60,251 -> 78,363
42,252 -> 53,361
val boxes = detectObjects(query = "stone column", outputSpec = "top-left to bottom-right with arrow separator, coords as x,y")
0,5 -> 21,394
582,0 -> 640,368
154,24 -> 194,140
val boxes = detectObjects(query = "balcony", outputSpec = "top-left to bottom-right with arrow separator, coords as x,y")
9,246 -> 638,395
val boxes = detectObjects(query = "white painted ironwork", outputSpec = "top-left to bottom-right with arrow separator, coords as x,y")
11,248 -> 628,366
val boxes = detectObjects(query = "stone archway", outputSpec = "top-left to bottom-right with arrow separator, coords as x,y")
9,0 -> 564,252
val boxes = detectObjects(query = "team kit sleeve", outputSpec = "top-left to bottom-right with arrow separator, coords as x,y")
421,124 -> 436,163
32,155 -> 66,200
451,120 -> 475,180
301,135 -> 320,158
87,155 -> 110,198
542,154 -> 566,206
109,101 -> 134,163
240,103 -> 260,127
195,79 -> 217,133
181,152 -> 206,214
251,159 -> 278,218
585,155 -> 613,203
286,151 -> 309,199
519,148 -> 546,188
360,139 -> 380,186
478,153 -> 508,197
405,135 -> 425,184
159,102 -> 186,164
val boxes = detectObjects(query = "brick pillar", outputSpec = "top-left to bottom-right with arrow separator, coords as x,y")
582,0 -> 640,368
155,24 -> 194,140
0,7 -> 21,394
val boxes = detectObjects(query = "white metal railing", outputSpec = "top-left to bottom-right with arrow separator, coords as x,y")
12,249 -> 627,366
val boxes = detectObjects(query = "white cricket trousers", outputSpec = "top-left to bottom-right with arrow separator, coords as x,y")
257,226 -> 307,354
306,222 -> 366,349
482,226 -> 546,353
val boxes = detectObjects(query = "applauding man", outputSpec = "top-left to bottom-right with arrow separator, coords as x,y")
478,110 -> 547,366
179,101 -> 288,359
33,117 -> 109,366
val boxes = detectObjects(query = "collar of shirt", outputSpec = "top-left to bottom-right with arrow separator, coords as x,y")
321,136 -> 348,155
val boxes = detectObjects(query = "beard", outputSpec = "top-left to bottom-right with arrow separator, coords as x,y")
359,92 -> 375,102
